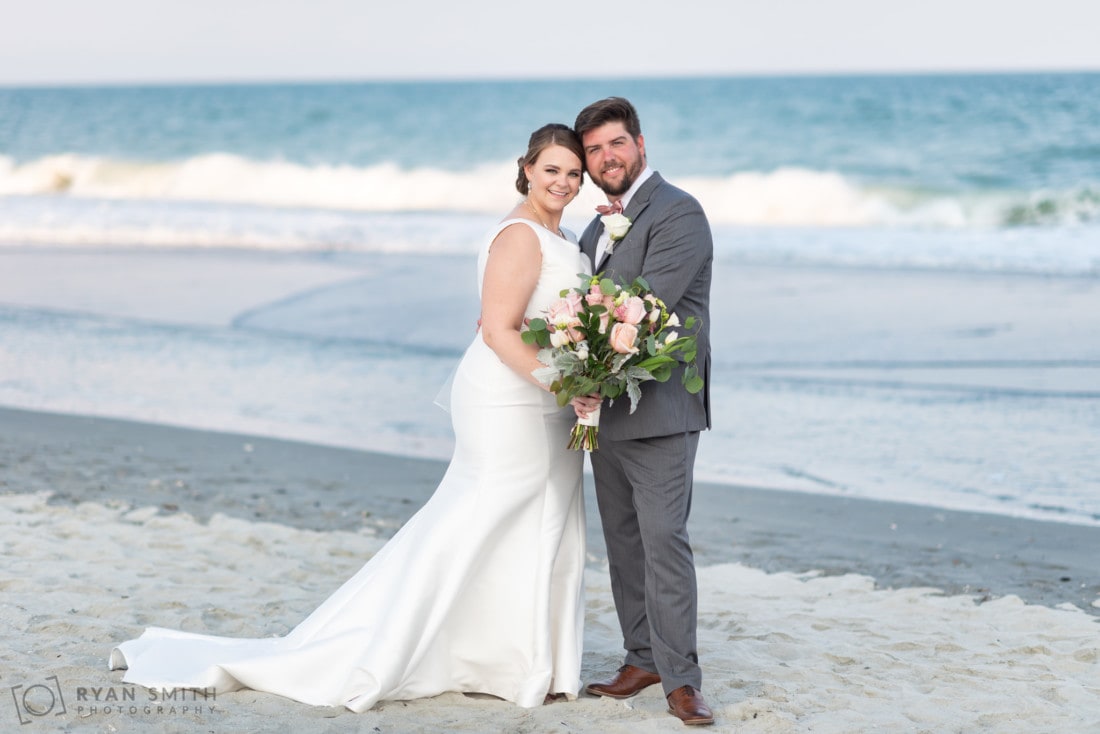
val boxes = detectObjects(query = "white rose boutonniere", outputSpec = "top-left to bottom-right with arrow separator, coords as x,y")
601,212 -> 632,253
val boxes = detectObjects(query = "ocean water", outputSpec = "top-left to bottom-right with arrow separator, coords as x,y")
3,74 -> 1100,254
1,74 -> 1098,526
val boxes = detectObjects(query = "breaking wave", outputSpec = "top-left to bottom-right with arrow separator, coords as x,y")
2,153 -> 1098,229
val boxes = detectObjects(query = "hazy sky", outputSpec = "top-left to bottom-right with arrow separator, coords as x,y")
3,0 -> 1099,85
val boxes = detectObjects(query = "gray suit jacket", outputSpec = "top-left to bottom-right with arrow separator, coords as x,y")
579,172 -> 712,440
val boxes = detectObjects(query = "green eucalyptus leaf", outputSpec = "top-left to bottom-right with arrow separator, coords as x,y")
650,364 -> 673,382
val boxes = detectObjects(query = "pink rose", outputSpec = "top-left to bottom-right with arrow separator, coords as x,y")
547,292 -> 583,321
609,322 -> 640,354
563,316 -> 585,343
614,295 -> 646,325
597,310 -> 610,334
585,291 -> 604,307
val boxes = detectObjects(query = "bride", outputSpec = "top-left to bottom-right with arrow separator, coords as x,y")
110,123 -> 592,711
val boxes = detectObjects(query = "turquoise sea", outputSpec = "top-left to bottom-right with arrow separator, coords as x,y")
2,73 -> 1099,254
1,74 -> 1098,524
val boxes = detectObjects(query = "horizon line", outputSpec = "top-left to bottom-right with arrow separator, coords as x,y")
2,66 -> 1099,90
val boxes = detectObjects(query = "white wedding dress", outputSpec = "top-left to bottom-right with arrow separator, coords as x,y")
110,220 -> 591,711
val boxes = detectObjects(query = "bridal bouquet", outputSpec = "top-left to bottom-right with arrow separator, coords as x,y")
523,273 -> 704,451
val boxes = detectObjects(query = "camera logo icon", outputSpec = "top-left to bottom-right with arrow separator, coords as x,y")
10,676 -> 67,725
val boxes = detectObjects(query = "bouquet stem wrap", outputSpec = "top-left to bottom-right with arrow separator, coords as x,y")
569,406 -> 600,451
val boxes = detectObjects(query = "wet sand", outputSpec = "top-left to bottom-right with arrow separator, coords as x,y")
5,406 -> 1096,612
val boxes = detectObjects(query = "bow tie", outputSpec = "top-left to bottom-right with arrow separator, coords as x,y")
595,201 -> 623,216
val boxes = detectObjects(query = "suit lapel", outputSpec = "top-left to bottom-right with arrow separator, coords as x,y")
581,217 -> 603,269
623,171 -> 662,222
595,173 -> 664,271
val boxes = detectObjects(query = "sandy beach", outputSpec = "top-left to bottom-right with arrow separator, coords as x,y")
2,406 -> 1098,732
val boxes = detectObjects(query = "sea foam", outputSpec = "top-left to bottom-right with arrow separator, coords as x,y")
2,153 -> 1098,229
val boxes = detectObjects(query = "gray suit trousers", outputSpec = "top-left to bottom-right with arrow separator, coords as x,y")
590,430 -> 701,694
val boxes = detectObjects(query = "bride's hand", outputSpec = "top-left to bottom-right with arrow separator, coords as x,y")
571,394 -> 601,418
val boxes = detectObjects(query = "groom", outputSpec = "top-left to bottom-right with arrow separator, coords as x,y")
572,97 -> 714,725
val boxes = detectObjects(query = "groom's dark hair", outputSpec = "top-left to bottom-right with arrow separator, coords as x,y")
574,97 -> 642,140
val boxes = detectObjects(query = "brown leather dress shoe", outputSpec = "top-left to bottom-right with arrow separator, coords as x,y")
667,685 -> 714,726
584,664 -> 661,698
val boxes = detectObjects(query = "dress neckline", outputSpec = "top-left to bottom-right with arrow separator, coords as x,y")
497,218 -> 575,245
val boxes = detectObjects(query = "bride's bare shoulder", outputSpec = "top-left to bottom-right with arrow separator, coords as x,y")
488,219 -> 541,255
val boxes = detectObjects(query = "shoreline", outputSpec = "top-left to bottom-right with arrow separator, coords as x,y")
4,404 -> 1097,614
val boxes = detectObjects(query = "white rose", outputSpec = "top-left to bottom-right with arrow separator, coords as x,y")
601,212 -> 632,242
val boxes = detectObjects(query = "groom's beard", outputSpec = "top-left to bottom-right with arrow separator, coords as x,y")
594,155 -> 644,197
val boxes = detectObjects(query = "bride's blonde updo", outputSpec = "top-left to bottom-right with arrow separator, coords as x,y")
515,123 -> 585,195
